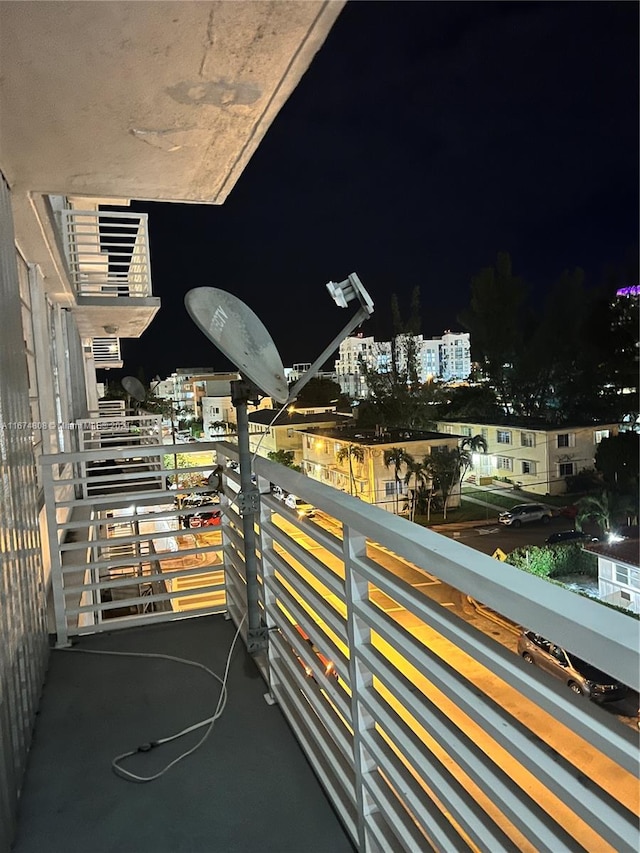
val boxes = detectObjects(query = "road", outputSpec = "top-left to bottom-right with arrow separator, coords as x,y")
273,510 -> 639,848
432,513 -> 593,556
282,510 -> 639,728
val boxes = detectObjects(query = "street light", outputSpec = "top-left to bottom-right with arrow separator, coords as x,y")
184,274 -> 374,655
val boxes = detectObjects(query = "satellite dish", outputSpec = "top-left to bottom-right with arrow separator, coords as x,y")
184,287 -> 289,403
122,376 -> 146,403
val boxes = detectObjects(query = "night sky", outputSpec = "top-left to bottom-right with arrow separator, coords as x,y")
112,0 -> 639,384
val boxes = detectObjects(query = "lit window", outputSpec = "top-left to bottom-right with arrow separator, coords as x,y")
497,456 -> 513,471
521,432 -> 535,447
594,430 -> 610,444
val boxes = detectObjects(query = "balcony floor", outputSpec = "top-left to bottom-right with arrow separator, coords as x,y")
12,615 -> 355,853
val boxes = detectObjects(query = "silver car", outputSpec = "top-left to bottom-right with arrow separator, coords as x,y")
517,631 -> 627,702
499,503 -> 552,527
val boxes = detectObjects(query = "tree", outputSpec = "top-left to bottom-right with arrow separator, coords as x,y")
426,446 -> 463,520
403,458 -> 429,521
595,433 -> 639,497
291,377 -> 350,410
383,447 -> 414,513
440,384 -> 502,422
458,252 -> 528,411
575,491 -> 637,535
336,443 -> 365,496
458,434 -> 488,486
267,450 -> 301,472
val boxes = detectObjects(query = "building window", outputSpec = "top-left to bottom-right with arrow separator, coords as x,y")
558,462 -> 575,476
557,433 -> 575,448
594,429 -> 610,444
497,456 -> 513,471
615,565 -> 640,588
460,426 -> 472,436
497,430 -> 512,444
521,432 -> 535,448
481,428 -> 488,441
521,460 -> 536,475
384,481 -> 397,496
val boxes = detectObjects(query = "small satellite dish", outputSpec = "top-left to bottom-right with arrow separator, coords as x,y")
122,376 -> 146,403
185,287 -> 289,403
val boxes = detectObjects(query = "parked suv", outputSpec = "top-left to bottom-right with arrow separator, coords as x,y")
499,503 -> 552,527
517,631 -> 627,702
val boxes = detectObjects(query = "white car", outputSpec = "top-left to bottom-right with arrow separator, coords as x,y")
284,494 -> 316,519
499,503 -> 552,528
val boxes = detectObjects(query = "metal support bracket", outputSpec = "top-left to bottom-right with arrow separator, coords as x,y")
237,487 -> 260,515
247,625 -> 269,654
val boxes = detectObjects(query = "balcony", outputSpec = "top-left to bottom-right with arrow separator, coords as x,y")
89,336 -> 123,370
61,208 -> 160,339
12,438 -> 640,851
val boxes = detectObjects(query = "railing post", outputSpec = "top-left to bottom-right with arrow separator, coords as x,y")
41,458 -> 70,647
343,523 -> 380,853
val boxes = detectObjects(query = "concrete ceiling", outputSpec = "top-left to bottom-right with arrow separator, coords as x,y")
0,1 -> 344,315
0,0 -> 344,205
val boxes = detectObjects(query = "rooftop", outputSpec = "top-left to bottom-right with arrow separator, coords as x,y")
301,426 -> 447,444
248,409 -> 352,427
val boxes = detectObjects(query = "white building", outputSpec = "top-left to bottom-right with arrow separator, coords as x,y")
335,331 -> 471,398
591,538 -> 640,614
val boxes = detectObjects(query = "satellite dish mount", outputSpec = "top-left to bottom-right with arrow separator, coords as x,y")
184,274 -> 374,654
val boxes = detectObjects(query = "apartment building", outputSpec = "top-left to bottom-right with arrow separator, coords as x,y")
247,408 -> 351,465
0,3 -> 344,847
436,419 -> 619,495
299,425 -> 460,511
335,330 -> 471,398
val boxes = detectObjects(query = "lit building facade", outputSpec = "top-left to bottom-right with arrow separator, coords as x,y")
436,419 -> 620,495
335,331 -> 471,398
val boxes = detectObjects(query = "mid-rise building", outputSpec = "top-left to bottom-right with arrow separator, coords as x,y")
335,331 -> 471,398
436,419 -> 619,495
299,425 -> 460,511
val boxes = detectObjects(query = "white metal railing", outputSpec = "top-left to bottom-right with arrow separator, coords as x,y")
76,414 -> 162,451
91,337 -> 122,367
61,209 -> 152,298
41,441 -> 226,643
97,399 -> 126,419
247,449 -> 638,853
40,439 -> 640,852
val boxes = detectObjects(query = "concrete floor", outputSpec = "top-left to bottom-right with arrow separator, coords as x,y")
12,616 -> 355,853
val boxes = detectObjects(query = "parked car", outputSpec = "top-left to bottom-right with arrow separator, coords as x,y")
517,631 -> 628,702
545,530 -> 595,545
271,484 -> 287,501
284,494 -> 316,519
499,503 -> 552,527
188,509 -> 222,529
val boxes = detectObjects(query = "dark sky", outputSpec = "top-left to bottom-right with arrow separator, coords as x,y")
112,0 -> 639,384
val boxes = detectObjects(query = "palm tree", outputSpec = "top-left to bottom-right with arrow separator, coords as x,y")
575,490 -> 636,536
335,443 -> 365,496
459,434 -> 488,487
404,458 -> 429,521
383,447 -> 414,513
427,446 -> 463,520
